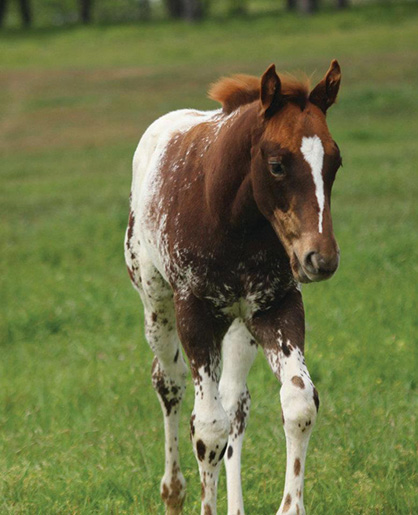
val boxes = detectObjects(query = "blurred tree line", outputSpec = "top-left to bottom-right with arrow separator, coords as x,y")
0,0 -> 397,28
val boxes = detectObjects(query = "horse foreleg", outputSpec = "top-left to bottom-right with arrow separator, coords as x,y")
251,289 -> 318,515
175,293 -> 230,515
219,319 -> 258,515
273,344 -> 317,515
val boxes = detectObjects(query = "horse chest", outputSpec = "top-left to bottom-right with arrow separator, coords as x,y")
170,248 -> 295,318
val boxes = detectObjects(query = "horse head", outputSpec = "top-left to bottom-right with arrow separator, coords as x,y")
251,60 -> 342,283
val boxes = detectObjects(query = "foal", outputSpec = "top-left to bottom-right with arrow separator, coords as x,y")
125,60 -> 342,515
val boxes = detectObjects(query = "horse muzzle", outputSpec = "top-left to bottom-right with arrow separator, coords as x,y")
292,248 -> 340,283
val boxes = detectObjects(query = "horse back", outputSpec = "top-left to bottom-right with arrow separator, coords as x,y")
130,108 -> 220,204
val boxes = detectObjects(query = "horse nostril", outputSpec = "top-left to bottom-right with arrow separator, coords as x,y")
303,251 -> 319,274
303,251 -> 339,276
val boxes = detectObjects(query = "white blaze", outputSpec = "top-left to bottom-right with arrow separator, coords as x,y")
301,135 -> 325,233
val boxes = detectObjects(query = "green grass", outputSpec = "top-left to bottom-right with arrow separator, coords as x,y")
1,2 -> 417,513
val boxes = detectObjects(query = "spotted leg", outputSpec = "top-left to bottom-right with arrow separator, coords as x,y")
148,307 -> 188,515
127,245 -> 188,515
219,318 -> 258,515
175,293 -> 230,515
250,289 -> 319,515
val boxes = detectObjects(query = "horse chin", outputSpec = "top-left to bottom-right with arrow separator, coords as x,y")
295,269 -> 312,284
293,263 -> 336,284
290,252 -> 310,283
292,263 -> 313,284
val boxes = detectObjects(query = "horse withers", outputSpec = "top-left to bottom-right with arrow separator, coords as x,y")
125,60 -> 342,515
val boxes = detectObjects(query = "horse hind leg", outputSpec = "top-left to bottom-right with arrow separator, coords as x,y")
130,250 -> 188,514
219,318 -> 258,515
149,312 -> 188,512
149,318 -> 188,515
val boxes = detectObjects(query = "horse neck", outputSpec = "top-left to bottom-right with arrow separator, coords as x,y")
205,105 -> 264,232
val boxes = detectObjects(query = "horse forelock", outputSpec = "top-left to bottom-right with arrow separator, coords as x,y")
208,73 -> 311,114
279,74 -> 311,110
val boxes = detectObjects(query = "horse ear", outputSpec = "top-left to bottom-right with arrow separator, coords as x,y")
260,64 -> 282,117
309,60 -> 341,114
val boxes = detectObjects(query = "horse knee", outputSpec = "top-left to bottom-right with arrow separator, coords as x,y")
220,382 -> 251,439
280,378 -> 318,432
190,411 -> 230,467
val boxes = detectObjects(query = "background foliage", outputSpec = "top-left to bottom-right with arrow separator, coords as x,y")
1,0 -> 413,27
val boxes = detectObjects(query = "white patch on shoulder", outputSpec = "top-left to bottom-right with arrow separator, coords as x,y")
300,135 -> 325,233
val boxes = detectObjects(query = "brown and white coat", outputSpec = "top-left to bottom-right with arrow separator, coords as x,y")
125,60 -> 342,515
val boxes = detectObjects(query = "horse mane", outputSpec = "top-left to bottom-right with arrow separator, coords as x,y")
208,72 -> 311,114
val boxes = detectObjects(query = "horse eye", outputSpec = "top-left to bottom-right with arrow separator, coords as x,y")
269,161 -> 285,177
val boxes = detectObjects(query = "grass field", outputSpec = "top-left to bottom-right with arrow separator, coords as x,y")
1,2 -> 417,513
